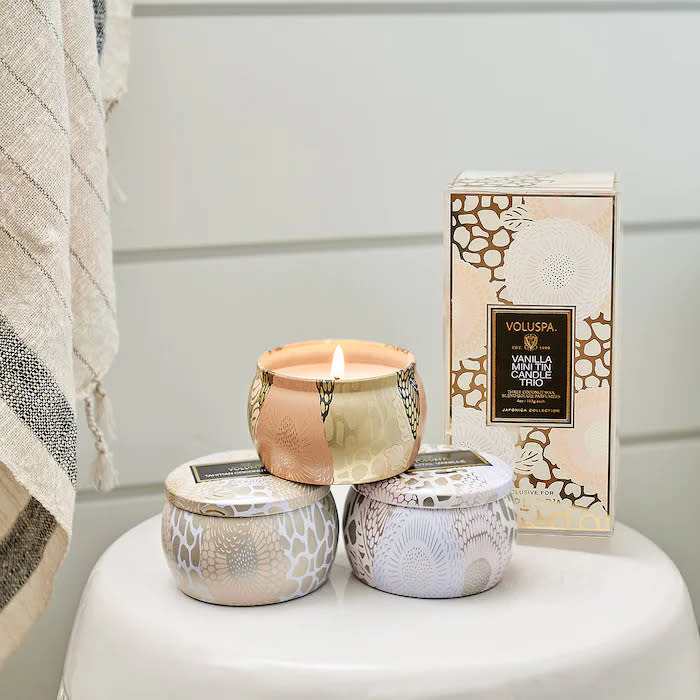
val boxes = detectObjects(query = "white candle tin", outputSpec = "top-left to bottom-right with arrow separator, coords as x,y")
162,450 -> 338,606
343,447 -> 516,599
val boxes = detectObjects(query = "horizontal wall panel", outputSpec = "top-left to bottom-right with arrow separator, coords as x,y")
616,439 -> 700,618
77,240 -> 444,489
618,229 -> 700,440
108,12 -> 700,251
0,493 -> 164,700
74,227 -> 698,489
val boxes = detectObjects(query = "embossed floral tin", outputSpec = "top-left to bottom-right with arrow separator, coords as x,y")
343,446 -> 516,598
162,450 -> 338,606
248,339 -> 426,485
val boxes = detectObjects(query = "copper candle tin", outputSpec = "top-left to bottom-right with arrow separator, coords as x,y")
248,339 -> 426,485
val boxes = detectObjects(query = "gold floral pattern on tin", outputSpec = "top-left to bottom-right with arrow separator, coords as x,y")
251,343 -> 426,485
322,377 -> 422,484
256,385 -> 335,485
316,380 -> 335,422
396,364 -> 421,439
162,492 -> 338,606
248,367 -> 273,439
342,490 -> 392,586
199,517 -> 287,605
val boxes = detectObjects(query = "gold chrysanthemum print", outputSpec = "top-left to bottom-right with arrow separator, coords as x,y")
199,517 -> 287,606
501,218 -> 611,320
256,385 -> 334,484
524,195 -> 612,238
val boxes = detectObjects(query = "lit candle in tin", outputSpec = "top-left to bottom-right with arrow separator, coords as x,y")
248,339 -> 426,485
274,343 -> 392,381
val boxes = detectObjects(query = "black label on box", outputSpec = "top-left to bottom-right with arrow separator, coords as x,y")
190,460 -> 268,483
407,449 -> 491,473
488,305 -> 574,426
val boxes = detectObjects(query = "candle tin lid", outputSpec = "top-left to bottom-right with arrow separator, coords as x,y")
165,449 -> 330,518
353,445 -> 513,510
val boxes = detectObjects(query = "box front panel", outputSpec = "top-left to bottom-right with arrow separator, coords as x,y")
448,192 -> 615,533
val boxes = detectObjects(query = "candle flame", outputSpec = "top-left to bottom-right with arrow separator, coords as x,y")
331,345 -> 344,380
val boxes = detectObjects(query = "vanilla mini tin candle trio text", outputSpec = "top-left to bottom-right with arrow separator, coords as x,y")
445,172 -> 620,535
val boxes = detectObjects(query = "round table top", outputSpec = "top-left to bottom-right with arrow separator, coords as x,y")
61,507 -> 700,700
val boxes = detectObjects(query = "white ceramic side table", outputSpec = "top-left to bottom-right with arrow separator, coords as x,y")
59,513 -> 700,700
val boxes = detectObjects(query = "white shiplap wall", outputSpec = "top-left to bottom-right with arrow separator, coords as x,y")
2,3 -> 700,698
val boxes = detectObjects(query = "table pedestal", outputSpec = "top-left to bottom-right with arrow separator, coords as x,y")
60,516 -> 700,699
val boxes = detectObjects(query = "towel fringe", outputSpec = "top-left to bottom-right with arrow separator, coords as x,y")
85,385 -> 118,492
94,381 -> 116,440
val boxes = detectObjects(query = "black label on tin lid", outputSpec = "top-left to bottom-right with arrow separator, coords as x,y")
190,460 -> 269,483
488,305 -> 575,427
407,449 -> 491,473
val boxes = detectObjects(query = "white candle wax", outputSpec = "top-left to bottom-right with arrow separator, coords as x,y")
276,362 -> 393,380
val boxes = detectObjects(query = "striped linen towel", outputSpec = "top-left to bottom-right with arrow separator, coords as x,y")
0,0 -> 131,664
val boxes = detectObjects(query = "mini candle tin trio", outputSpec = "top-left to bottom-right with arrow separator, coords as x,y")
161,340 -> 516,606
162,450 -> 338,606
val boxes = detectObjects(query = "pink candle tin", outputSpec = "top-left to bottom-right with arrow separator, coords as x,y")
248,339 -> 426,485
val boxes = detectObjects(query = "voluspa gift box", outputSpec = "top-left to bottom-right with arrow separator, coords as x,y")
444,172 -> 620,535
